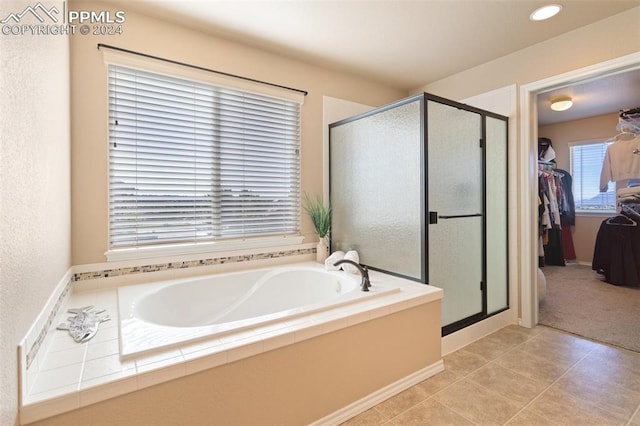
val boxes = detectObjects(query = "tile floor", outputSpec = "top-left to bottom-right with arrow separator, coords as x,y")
343,325 -> 640,425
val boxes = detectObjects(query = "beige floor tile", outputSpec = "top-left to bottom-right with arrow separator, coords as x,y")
443,348 -> 489,376
374,385 -> 430,419
387,398 -> 474,425
462,336 -> 514,362
504,409 -> 556,425
572,352 -> 640,394
414,368 -> 462,395
553,369 -> 640,420
486,325 -> 539,348
516,330 -> 598,367
495,347 -> 573,385
467,362 -> 549,406
433,379 -> 521,426
588,344 -> 640,375
341,408 -> 388,426
536,327 -> 605,354
527,386 -> 627,425
358,326 -> 639,426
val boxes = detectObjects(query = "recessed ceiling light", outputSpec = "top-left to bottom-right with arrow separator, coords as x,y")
550,96 -> 573,111
530,4 -> 562,21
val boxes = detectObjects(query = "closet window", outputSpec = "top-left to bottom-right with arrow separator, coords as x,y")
107,65 -> 302,256
570,141 -> 616,213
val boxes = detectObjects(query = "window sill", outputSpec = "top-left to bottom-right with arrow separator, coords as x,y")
105,235 -> 305,262
575,210 -> 616,217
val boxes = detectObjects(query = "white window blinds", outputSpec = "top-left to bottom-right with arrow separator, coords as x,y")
570,141 -> 616,212
108,65 -> 301,249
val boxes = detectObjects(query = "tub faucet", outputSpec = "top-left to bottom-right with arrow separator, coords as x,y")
333,259 -> 371,292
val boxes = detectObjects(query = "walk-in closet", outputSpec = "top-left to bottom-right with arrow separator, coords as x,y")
536,70 -> 640,352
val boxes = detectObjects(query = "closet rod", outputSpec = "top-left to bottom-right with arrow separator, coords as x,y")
97,43 -> 308,96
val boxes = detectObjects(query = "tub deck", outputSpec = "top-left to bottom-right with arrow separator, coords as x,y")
20,261 -> 442,425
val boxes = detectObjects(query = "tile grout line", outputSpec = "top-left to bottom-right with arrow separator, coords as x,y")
449,329 -> 564,425
627,404 -> 640,426
356,327 -> 622,426
414,329 -> 543,425
76,343 -> 89,399
379,376 -> 469,425
434,343 -> 541,425
360,334 -> 528,424
499,343 -> 599,425
382,333 -> 533,425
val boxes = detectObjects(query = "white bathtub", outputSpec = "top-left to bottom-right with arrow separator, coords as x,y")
118,262 -> 401,357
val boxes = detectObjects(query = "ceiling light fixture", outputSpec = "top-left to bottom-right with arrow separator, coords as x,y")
550,96 -> 573,111
530,4 -> 562,21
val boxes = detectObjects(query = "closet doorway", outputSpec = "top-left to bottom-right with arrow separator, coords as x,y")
520,53 -> 640,351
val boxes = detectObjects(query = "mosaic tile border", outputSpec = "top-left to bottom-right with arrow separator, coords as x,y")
73,248 -> 316,281
26,277 -> 72,369
26,247 -> 315,369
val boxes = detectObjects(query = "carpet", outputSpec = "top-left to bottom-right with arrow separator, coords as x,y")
538,264 -> 640,353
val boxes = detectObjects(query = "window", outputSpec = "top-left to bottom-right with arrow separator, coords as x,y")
570,141 -> 616,212
108,65 -> 302,253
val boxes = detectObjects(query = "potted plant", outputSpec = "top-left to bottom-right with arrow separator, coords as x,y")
302,193 -> 332,262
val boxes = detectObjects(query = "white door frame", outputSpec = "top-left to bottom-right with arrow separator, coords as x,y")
518,51 -> 640,328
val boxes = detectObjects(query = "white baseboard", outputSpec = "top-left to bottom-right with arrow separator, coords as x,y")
442,310 -> 515,356
310,360 -> 445,426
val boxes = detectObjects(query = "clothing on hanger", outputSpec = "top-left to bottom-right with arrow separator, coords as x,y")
599,134 -> 640,192
592,212 -> 640,287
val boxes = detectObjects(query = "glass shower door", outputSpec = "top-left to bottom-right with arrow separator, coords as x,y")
427,100 -> 484,332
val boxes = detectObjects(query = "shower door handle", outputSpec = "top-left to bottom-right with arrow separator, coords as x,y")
429,212 -> 482,224
438,213 -> 483,219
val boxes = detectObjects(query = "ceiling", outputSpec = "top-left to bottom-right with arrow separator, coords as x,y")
536,69 -> 640,126
111,0 -> 640,124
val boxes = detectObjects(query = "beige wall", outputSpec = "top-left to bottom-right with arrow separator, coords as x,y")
539,113 -> 620,264
30,303 -> 441,425
413,8 -> 640,100
0,1 -> 71,425
69,0 -> 406,265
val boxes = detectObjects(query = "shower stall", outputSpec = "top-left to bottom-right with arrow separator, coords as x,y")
329,93 -> 508,335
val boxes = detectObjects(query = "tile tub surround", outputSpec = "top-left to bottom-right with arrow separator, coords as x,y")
19,265 -> 443,424
20,245 -> 316,381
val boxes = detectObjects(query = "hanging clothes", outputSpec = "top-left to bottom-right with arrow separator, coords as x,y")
537,137 -> 576,265
600,109 -> 640,191
556,169 -> 576,260
593,109 -> 640,286
592,207 -> 640,287
556,169 -> 575,226
599,134 -> 640,191
538,167 -> 566,266
538,137 -> 556,163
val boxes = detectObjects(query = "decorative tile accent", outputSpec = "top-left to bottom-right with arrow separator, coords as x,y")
73,248 -> 315,281
26,248 -> 314,371
26,278 -> 72,370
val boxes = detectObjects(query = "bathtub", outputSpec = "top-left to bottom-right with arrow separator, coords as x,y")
118,262 -> 401,357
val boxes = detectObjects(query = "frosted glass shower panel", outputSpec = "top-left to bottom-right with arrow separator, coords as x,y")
486,116 -> 508,314
330,99 -> 423,280
426,101 -> 483,214
431,216 -> 483,325
427,100 -> 483,328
